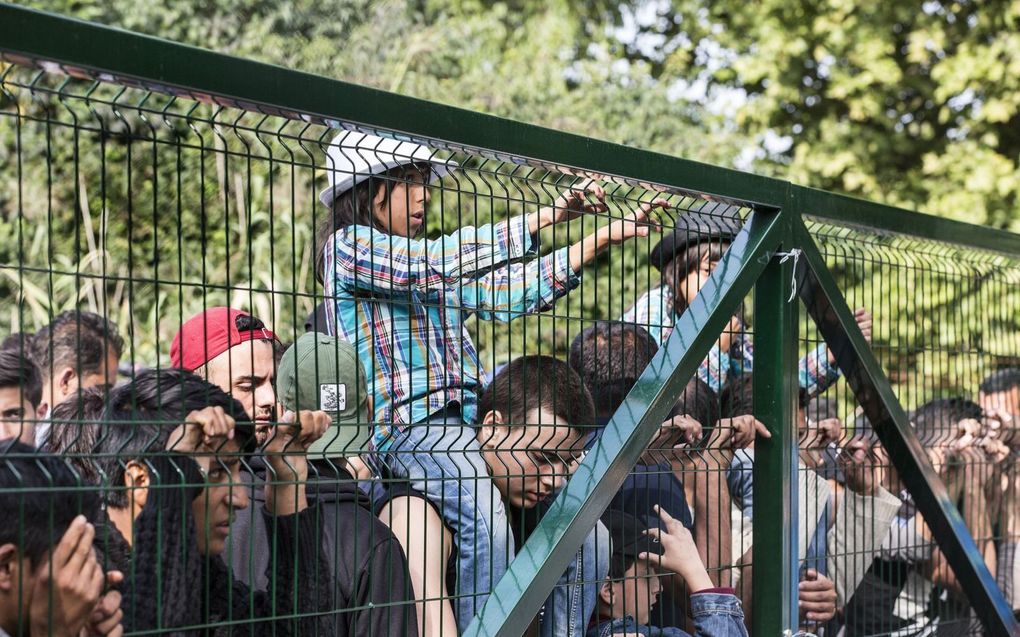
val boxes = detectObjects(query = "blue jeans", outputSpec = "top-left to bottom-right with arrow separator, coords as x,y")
586,592 -> 748,637
541,519 -> 610,637
727,448 -> 755,518
382,415 -> 513,633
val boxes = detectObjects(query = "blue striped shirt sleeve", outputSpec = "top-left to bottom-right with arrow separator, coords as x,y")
460,247 -> 580,321
332,217 -> 535,296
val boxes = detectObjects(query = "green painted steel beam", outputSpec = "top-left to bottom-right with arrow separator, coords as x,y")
465,207 -> 785,637
3,4 -> 1020,256
751,213 -> 801,634
794,185 -> 1020,257
792,217 -> 1020,637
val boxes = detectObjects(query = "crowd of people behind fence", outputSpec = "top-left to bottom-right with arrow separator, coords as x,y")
0,132 -> 1018,637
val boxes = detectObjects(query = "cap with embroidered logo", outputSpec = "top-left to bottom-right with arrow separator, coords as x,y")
276,332 -> 370,458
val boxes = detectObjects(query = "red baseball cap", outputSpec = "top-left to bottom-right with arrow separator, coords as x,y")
170,307 -> 278,372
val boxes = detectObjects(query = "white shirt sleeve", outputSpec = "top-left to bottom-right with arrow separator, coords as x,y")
828,486 -> 904,606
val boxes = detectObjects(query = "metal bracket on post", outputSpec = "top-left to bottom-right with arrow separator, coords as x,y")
790,213 -> 1020,637
752,210 -> 801,636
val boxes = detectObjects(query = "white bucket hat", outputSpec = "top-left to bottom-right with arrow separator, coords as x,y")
318,131 -> 458,207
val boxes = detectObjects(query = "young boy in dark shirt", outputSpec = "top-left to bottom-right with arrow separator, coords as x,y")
91,368 -> 331,635
590,507 -> 747,637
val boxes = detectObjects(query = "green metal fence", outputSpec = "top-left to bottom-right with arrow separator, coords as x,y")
1,4 -> 1019,637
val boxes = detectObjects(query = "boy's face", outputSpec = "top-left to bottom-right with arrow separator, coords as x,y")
0,387 -> 39,445
980,387 -> 1019,417
605,559 -> 662,626
670,250 -> 721,308
479,407 -> 583,509
0,544 -> 31,636
372,169 -> 430,238
190,437 -> 249,556
203,340 -> 278,442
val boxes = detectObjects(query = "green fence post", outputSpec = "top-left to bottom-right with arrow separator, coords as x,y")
752,207 -> 800,635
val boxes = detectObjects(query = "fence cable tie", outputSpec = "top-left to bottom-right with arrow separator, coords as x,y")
775,248 -> 802,302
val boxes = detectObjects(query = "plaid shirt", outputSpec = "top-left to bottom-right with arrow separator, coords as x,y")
323,216 -> 580,450
620,285 -> 840,395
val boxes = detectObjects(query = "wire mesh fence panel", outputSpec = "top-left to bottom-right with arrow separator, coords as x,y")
795,218 -> 1020,637
0,55 -> 766,637
1,14 -> 1019,637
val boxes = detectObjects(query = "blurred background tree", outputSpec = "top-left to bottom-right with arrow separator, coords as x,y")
18,0 -> 1017,227
591,0 -> 1020,229
2,0 -> 1018,407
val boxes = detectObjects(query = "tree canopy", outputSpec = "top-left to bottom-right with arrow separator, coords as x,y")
2,0 -> 1018,395
592,0 -> 1020,229
19,0 -> 1019,227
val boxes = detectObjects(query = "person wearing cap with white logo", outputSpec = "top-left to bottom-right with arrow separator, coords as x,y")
315,130 -> 666,631
224,332 -> 418,637
619,204 -> 873,397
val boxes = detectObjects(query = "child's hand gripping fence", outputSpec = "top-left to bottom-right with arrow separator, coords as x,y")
1,6 -> 1019,637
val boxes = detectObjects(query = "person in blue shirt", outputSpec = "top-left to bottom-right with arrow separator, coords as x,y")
620,206 -> 872,395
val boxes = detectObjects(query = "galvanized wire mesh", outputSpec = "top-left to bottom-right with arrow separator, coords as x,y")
797,220 -> 1020,636
0,45 -> 1016,637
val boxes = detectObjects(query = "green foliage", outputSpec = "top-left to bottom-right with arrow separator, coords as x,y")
810,224 -> 1020,412
2,0 -> 744,367
2,0 -> 1018,414
611,0 -> 1020,230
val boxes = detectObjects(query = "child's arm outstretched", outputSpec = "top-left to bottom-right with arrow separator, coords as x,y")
329,180 -> 612,297
525,178 -> 609,235
641,506 -> 749,637
458,198 -> 668,321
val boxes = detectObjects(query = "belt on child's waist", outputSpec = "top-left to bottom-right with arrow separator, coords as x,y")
425,401 -> 462,422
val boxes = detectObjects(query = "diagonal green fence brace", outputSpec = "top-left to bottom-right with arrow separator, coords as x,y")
792,213 -> 1020,637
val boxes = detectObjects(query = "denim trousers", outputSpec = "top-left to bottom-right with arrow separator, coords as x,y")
586,592 -> 748,637
540,518 -> 610,637
383,414 -> 513,633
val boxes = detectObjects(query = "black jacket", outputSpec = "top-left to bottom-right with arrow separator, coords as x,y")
227,459 -> 418,637
95,454 -> 332,636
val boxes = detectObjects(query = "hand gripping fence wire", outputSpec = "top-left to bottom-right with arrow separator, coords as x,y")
0,6 -> 1019,637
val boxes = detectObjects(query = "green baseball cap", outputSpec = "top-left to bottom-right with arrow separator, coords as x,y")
276,332 -> 371,457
